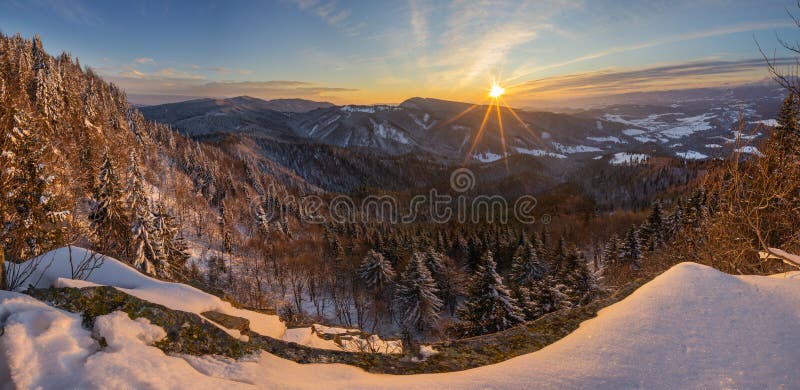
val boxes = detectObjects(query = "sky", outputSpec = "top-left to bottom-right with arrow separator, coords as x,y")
1,0 -> 799,106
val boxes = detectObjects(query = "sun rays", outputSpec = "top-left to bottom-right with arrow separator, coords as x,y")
459,80 -> 535,171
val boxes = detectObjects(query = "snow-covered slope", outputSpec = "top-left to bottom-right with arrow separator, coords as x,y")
9,247 -> 399,352
3,261 -> 800,388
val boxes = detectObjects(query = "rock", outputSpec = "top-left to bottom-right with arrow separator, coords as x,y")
201,311 -> 250,332
27,286 -> 256,358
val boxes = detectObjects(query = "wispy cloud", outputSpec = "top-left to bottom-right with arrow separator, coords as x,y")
104,66 -> 356,102
408,0 -> 429,47
515,57 -> 794,100
290,0 -> 359,35
133,57 -> 154,65
507,20 -> 795,84
418,0 -> 578,87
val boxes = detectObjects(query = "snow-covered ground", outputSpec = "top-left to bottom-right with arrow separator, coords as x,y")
609,152 -> 648,165
472,151 -> 503,162
675,150 -> 709,160
551,142 -> 603,154
4,262 -> 800,388
513,147 -> 567,159
6,247 -> 400,353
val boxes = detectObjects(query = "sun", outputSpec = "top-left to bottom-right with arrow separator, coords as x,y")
488,83 -> 505,98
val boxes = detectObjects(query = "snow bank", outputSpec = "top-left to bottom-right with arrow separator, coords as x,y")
5,262 -> 800,388
9,247 -> 401,353
0,291 -> 242,389
14,247 -> 286,338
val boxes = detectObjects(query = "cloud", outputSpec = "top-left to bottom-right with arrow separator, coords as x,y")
507,20 -> 796,83
515,57 -> 795,100
19,0 -> 102,25
408,0 -> 429,47
133,57 -> 154,64
419,0 -> 576,87
103,67 -> 356,102
290,0 -> 358,35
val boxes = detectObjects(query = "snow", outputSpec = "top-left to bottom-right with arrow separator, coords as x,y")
759,248 -> 800,268
609,152 -> 648,165
15,247 -> 285,338
513,147 -> 567,159
473,151 -> 503,162
705,144 -> 723,149
5,262 -> 800,388
622,129 -> 646,136
675,150 -> 708,160
735,146 -> 764,157
552,142 -> 603,154
8,247 -> 397,352
369,118 -> 411,144
341,105 -> 397,114
608,112 -> 715,141
410,113 -> 435,130
750,119 -> 778,127
587,136 -> 624,143
659,113 -> 715,139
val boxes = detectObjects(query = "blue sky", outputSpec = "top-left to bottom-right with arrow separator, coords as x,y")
2,0 -> 798,105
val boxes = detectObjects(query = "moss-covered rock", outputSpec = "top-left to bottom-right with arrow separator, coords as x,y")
27,286 -> 256,358
201,311 -> 250,332
25,278 -> 647,374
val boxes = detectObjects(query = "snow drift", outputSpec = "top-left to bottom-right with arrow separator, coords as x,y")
7,247 -> 400,352
3,259 -> 800,388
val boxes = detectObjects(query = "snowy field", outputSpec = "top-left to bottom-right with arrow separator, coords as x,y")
3,258 -> 800,388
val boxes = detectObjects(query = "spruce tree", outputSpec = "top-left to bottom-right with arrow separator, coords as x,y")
1,110 -> 67,265
458,250 -> 524,336
126,150 -> 157,274
510,238 -> 547,285
621,226 -> 642,269
394,252 -> 442,333
152,203 -> 190,279
602,234 -> 622,267
89,150 -> 127,255
773,92 -> 800,156
358,249 -> 395,292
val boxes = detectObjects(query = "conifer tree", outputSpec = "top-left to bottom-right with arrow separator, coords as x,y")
358,249 -> 395,292
510,238 -> 547,285
773,92 -> 800,156
602,234 -> 622,267
152,203 -> 190,279
458,250 -> 524,336
621,226 -> 642,268
394,252 -> 442,333
640,201 -> 665,252
1,110 -> 67,266
89,150 -> 127,254
126,150 -> 157,274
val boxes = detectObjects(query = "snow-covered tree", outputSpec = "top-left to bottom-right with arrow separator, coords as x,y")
1,110 -> 67,263
152,203 -> 190,279
510,238 -> 547,285
602,234 -> 622,267
458,250 -> 524,336
394,251 -> 442,333
358,249 -> 395,292
89,150 -> 127,254
126,150 -> 158,274
621,226 -> 642,268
